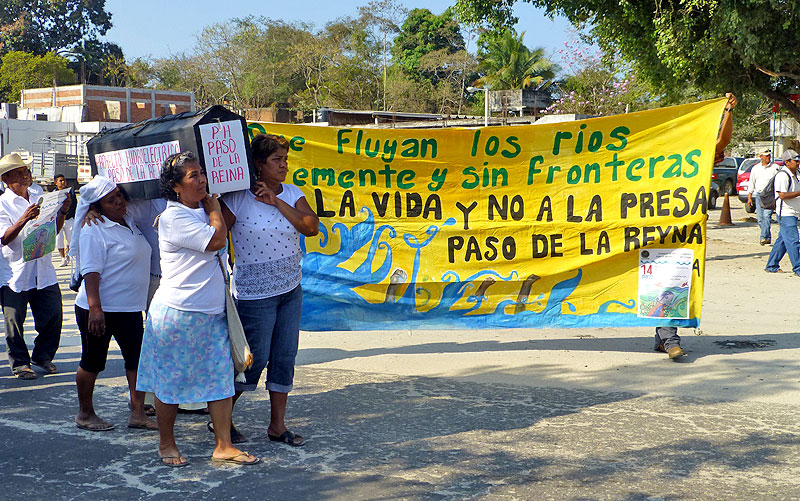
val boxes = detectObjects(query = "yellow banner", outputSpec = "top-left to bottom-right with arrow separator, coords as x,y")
249,98 -> 725,330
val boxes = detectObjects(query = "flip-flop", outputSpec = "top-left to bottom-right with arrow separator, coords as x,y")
128,421 -> 158,430
129,402 -> 156,416
160,455 -> 189,468
207,421 -> 248,443
211,452 -> 260,465
76,421 -> 115,432
268,430 -> 305,447
13,367 -> 38,380
31,360 -> 57,374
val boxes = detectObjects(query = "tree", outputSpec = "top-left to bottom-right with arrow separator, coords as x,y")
475,29 -> 556,90
0,0 -> 112,55
455,0 -> 800,122
419,48 -> 477,114
392,8 -> 465,81
358,0 -> 408,110
0,51 -> 76,102
67,39 -> 124,85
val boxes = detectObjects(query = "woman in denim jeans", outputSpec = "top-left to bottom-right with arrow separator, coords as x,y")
222,134 -> 319,446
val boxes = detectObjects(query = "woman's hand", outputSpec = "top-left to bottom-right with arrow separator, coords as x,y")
82,208 -> 104,227
201,193 -> 221,214
253,182 -> 278,206
87,305 -> 105,336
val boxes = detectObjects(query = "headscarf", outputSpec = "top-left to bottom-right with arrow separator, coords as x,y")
68,175 -> 117,273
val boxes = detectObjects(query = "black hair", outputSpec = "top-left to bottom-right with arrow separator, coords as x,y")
54,173 -> 65,181
251,134 -> 289,166
160,151 -> 200,201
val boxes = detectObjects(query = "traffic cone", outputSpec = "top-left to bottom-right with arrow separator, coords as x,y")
719,193 -> 734,226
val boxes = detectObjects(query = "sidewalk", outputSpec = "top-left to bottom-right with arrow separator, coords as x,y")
1,202 -> 800,500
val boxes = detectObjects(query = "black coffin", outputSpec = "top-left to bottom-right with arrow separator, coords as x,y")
86,105 -> 254,199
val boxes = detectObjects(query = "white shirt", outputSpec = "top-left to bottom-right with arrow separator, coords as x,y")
126,198 -> 167,276
222,184 -> 304,300
774,167 -> 800,217
0,186 -> 58,292
151,201 -> 225,314
75,214 -> 151,312
748,162 -> 780,194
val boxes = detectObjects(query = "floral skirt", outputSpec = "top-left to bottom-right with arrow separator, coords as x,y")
136,301 -> 234,404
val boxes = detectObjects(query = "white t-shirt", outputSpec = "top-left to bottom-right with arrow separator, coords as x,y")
0,185 -> 57,292
748,162 -> 780,194
774,167 -> 800,217
151,201 -> 225,314
126,198 -> 167,276
222,184 -> 304,300
75,214 -> 151,312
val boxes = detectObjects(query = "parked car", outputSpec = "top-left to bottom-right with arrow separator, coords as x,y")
737,158 -> 784,214
736,158 -> 761,213
709,181 -> 720,210
712,157 -> 739,196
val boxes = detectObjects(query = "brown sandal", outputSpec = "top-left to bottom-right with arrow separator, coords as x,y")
13,367 -> 37,380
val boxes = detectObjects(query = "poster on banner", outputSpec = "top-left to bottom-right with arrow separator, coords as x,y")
248,98 -> 727,331
637,248 -> 693,319
95,140 -> 181,183
22,188 -> 70,261
199,120 -> 250,194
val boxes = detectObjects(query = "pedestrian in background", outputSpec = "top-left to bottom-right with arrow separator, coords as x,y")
53,173 -> 77,266
765,149 -> 800,275
747,149 -> 779,245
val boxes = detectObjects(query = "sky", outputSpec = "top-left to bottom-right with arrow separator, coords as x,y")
103,0 -> 579,62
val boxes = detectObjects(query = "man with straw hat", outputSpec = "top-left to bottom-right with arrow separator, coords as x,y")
0,152 -> 72,379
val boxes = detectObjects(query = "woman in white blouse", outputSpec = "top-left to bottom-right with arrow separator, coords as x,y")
137,151 -> 259,467
222,134 -> 318,446
71,176 -> 156,432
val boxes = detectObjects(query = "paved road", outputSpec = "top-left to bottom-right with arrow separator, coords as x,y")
2,204 -> 800,500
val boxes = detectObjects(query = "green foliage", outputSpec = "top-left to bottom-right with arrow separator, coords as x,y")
392,8 -> 465,80
0,51 -> 76,101
0,0 -> 112,55
476,29 -> 557,90
455,0 -> 800,121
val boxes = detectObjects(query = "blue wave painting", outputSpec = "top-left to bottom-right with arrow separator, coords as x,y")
300,208 -> 698,331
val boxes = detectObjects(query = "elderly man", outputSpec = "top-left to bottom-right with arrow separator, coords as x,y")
765,149 -> 800,275
747,149 -> 780,245
0,153 -> 71,379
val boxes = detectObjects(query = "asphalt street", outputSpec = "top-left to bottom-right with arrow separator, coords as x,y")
2,202 -> 800,500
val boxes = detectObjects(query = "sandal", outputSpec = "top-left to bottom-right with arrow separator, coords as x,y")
211,452 -> 260,465
160,455 -> 189,468
31,360 -> 57,374
268,430 -> 305,447
13,366 -> 38,380
207,421 -> 248,444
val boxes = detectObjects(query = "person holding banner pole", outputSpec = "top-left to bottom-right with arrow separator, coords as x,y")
654,93 -> 737,359
136,151 -> 259,467
221,133 -> 319,446
0,152 -> 71,379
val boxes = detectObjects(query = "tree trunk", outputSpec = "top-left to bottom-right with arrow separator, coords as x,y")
763,89 -> 800,124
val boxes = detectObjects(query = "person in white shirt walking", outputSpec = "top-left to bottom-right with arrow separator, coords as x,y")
765,149 -> 800,275
747,149 -> 780,245
0,152 -> 71,380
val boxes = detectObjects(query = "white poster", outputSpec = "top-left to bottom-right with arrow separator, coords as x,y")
22,188 -> 70,262
95,140 -> 181,183
638,248 -> 694,319
199,120 -> 250,194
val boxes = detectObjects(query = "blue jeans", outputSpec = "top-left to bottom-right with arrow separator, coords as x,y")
754,195 -> 774,241
234,285 -> 302,393
766,215 -> 800,274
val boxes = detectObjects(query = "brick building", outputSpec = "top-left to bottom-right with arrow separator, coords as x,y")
19,84 -> 195,123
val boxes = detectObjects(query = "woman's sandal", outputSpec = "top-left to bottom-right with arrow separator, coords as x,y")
268,430 -> 305,447
160,455 -> 189,467
211,452 -> 260,465
207,421 -> 248,444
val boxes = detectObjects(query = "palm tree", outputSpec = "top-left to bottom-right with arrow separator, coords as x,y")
476,29 -> 557,90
